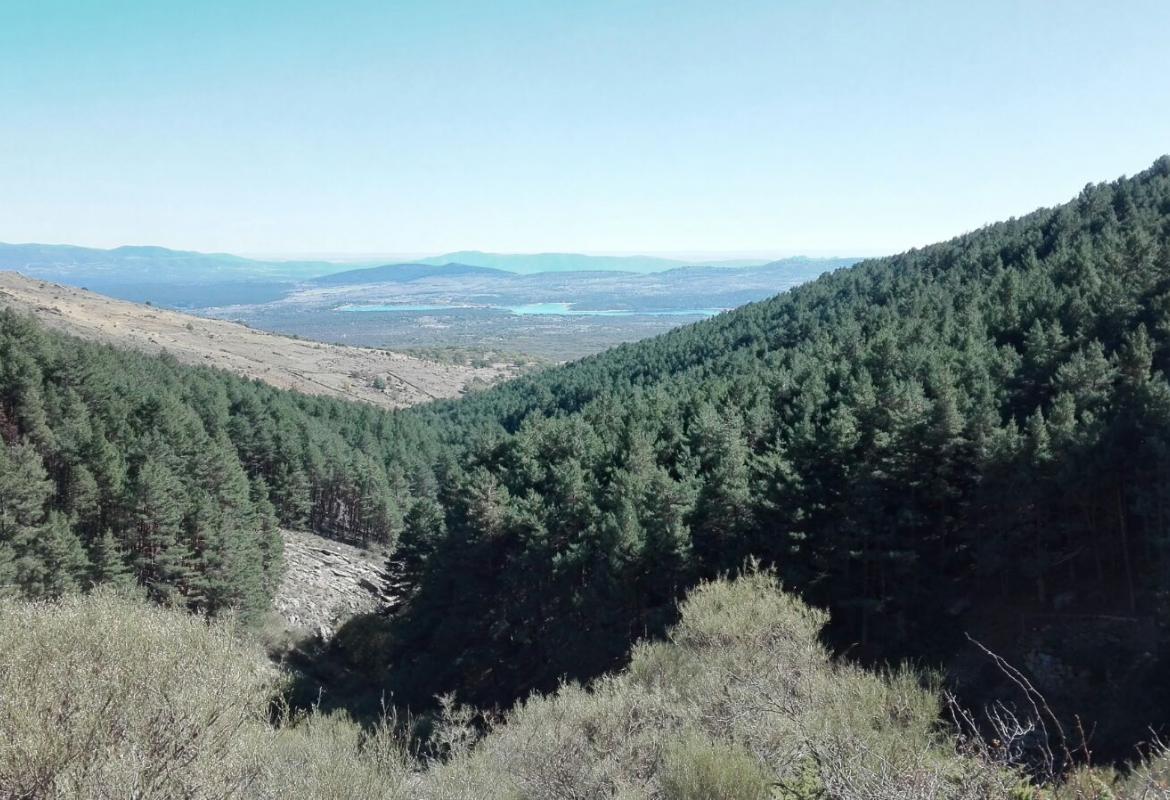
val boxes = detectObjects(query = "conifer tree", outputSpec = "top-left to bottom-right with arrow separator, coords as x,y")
689,409 -> 754,572
89,528 -> 136,591
0,440 -> 54,597
28,511 -> 90,597
397,496 -> 446,585
128,460 -> 192,606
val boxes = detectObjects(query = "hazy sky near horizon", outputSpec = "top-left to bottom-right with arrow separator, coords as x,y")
2,1 -> 1168,257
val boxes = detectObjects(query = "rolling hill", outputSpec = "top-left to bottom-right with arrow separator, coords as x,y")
308,261 -> 513,286
0,272 -> 517,408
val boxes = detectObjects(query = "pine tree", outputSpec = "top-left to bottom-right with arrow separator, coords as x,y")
397,496 -> 446,585
689,409 -> 754,572
0,440 -> 54,597
90,528 -> 137,591
637,467 -> 694,608
29,511 -> 90,597
250,477 -> 284,595
128,460 -> 192,606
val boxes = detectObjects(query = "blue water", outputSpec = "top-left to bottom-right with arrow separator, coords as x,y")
336,301 -> 721,317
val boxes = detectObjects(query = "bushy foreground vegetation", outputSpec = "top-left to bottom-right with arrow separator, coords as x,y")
5,574 -> 1166,799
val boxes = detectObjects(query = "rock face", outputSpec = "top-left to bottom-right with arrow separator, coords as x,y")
273,529 -> 399,640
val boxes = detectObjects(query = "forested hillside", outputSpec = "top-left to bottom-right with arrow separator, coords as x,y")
4,159 -> 1170,738
0,313 -> 425,620
363,156 -> 1170,711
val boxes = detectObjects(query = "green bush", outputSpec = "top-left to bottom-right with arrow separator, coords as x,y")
659,733 -> 771,800
0,589 -> 418,799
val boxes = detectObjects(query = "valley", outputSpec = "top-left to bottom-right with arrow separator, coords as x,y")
5,159 -> 1170,799
203,256 -> 856,359
0,242 -> 857,361
5,2 -> 1167,795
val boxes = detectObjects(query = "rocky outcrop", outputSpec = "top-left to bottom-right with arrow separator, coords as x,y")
273,529 -> 400,640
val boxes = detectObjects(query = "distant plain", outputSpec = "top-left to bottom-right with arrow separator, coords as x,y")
0,244 -> 859,361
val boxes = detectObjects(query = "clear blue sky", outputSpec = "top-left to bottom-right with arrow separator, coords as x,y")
2,0 -> 1168,257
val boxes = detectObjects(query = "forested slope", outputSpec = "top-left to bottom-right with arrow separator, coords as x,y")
0,313 -> 427,621
366,156 -> 1170,711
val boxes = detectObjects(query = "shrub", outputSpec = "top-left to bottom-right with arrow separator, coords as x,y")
8,572 -> 1167,799
0,590 -> 419,800
0,589 -> 276,798
659,733 -> 772,800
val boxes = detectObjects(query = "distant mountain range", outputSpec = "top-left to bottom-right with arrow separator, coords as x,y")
0,243 -> 862,310
0,243 -> 844,284
0,242 -> 339,283
416,250 -> 772,274
309,255 -> 862,289
656,256 -> 859,279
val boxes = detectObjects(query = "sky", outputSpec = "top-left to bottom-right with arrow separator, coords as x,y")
1,0 -> 1168,258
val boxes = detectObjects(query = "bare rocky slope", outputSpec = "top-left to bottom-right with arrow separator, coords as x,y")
0,271 -> 520,409
273,530 -> 402,640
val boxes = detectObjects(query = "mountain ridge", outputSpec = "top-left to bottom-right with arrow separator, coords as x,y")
0,241 -> 342,283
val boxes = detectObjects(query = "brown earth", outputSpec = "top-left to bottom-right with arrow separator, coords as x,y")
0,271 -> 520,409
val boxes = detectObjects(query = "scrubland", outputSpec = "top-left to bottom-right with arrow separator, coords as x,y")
3,572 -> 1167,799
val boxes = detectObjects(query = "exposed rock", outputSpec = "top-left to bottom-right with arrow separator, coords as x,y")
272,529 -> 397,641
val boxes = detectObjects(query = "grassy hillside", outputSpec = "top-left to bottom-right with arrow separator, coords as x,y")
0,272 -> 515,408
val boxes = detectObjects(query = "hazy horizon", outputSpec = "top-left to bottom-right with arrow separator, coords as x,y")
0,241 -> 876,265
2,1 -> 1168,255
231,248 -> 881,264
